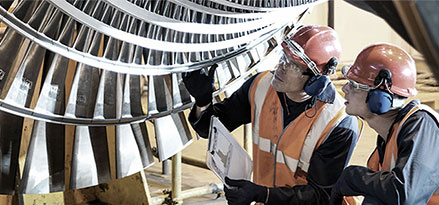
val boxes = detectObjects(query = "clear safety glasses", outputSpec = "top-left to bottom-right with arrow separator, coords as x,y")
347,80 -> 372,92
341,65 -> 373,92
282,35 -> 320,76
278,51 -> 307,74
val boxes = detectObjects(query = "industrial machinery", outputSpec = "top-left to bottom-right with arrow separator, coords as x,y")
0,0 -> 323,203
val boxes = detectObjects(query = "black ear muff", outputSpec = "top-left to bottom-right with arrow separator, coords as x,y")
367,69 -> 393,114
367,90 -> 393,115
304,75 -> 330,96
304,57 -> 337,96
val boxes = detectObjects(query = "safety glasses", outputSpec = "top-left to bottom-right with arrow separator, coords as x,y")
278,51 -> 308,74
341,65 -> 373,92
283,35 -> 320,76
347,80 -> 372,92
342,65 -> 395,95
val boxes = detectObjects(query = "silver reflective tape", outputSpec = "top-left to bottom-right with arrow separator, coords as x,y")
258,137 -> 272,153
284,154 -> 299,172
251,72 -> 272,142
299,93 -> 345,172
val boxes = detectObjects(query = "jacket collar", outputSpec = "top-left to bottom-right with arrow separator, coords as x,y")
376,100 -> 419,154
393,100 -> 420,123
383,99 -> 420,141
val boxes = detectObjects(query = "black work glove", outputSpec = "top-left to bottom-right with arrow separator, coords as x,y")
182,64 -> 218,107
224,177 -> 267,205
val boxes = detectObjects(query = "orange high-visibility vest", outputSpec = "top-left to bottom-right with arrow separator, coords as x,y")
366,104 -> 439,205
249,71 -> 347,187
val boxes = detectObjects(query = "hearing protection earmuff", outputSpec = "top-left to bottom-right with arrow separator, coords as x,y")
366,69 -> 393,115
304,57 -> 338,96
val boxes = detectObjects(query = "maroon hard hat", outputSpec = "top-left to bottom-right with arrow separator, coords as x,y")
345,43 -> 417,97
281,25 -> 342,74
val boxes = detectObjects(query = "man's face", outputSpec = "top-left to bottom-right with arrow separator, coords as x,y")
342,81 -> 372,117
271,53 -> 310,93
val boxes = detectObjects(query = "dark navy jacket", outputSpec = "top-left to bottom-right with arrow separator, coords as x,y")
332,100 -> 439,204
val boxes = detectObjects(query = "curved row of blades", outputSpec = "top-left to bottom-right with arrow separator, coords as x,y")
0,0 -> 314,125
0,0 -> 321,195
0,0 -> 317,74
0,110 -> 193,194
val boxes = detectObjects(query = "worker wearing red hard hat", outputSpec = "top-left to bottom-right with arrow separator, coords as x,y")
330,43 -> 439,204
183,25 -> 360,204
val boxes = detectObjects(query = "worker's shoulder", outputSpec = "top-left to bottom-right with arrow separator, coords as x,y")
397,109 -> 439,146
406,108 -> 439,127
245,72 -> 271,90
246,72 -> 264,83
336,114 -> 359,131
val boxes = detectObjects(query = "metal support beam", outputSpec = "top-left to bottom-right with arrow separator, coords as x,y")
151,183 -> 224,205
171,152 -> 182,204
162,159 -> 171,175
182,156 -> 208,170
328,0 -> 335,28
178,183 -> 223,201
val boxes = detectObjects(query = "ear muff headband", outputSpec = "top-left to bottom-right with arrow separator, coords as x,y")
367,69 -> 393,114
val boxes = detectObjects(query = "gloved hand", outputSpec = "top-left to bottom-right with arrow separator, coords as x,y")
182,64 -> 218,107
224,177 -> 268,205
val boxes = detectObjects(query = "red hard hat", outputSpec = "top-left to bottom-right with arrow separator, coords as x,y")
281,25 -> 342,74
345,43 -> 417,97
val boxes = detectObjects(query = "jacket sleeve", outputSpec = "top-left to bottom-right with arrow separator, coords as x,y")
267,116 -> 358,204
332,111 -> 439,204
187,74 -> 259,138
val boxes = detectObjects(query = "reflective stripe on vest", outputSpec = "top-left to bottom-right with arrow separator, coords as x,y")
249,71 -> 347,187
250,71 -> 272,145
367,104 -> 439,205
